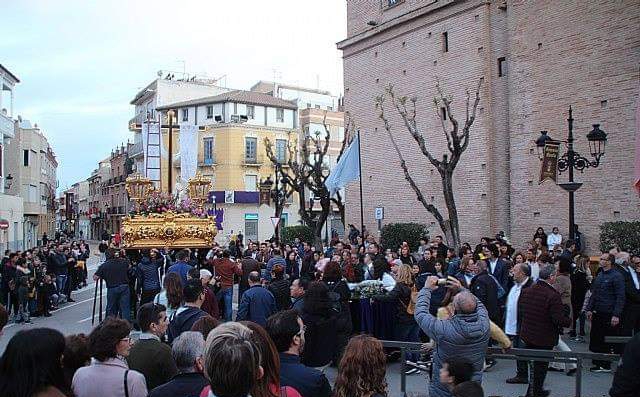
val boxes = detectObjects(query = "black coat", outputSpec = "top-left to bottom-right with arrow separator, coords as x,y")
268,279 -> 291,311
301,309 -> 337,367
374,282 -> 415,323
470,271 -> 500,323
148,373 -> 209,397
610,332 -> 640,397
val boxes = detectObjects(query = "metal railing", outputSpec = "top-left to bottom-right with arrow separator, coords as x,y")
380,340 -> 619,397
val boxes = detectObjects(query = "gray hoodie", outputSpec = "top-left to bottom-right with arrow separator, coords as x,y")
414,288 -> 490,397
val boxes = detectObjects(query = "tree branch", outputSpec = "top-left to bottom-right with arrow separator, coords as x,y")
377,94 -> 448,228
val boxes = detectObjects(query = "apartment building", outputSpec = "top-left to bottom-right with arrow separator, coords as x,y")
0,64 -> 22,251
157,90 -> 301,242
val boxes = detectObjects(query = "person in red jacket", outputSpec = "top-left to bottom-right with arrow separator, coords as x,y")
211,250 -> 242,321
518,263 -> 571,397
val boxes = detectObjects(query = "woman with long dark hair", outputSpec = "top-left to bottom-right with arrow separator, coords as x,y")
322,261 -> 352,365
333,335 -> 388,397
268,264 -> 291,311
242,322 -> 302,397
0,328 -> 69,397
154,272 -> 183,320
301,281 -> 338,368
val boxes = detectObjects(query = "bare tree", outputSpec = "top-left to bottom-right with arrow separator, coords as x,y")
376,79 -> 482,248
264,112 -> 351,246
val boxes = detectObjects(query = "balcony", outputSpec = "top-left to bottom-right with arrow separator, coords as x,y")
0,113 -> 14,139
243,153 -> 265,167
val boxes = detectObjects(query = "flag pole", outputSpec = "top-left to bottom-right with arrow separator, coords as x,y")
357,129 -> 365,237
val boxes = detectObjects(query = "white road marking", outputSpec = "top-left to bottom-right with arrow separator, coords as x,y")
78,311 -> 105,323
4,290 -> 107,329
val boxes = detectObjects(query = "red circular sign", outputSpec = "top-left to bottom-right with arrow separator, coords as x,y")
0,219 -> 8,230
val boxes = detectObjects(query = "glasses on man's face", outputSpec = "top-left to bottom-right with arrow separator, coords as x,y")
120,337 -> 132,343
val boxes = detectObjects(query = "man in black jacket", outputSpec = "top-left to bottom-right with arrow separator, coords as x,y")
149,331 -> 208,397
167,279 -> 208,343
94,248 -> 131,321
266,310 -> 331,397
469,260 -> 500,323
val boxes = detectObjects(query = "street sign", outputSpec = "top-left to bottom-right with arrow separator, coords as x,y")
270,217 -> 281,229
0,219 -> 8,230
374,207 -> 384,220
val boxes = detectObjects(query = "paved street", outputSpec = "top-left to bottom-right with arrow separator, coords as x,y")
0,244 -> 616,397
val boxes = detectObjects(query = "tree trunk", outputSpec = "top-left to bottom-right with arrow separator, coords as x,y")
440,169 -> 460,249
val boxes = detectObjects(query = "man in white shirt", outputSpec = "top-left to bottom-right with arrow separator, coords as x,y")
525,249 -> 540,281
505,263 -> 534,385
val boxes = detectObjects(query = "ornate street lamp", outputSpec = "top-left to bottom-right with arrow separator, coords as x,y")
188,173 -> 212,208
125,173 -> 154,210
535,106 -> 607,240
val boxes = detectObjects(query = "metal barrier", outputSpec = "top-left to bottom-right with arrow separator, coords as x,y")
380,340 -> 619,397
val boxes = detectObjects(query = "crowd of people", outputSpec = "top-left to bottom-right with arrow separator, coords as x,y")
0,225 -> 638,397
1,236 -> 90,323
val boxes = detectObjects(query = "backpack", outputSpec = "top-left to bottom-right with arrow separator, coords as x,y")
326,282 -> 342,314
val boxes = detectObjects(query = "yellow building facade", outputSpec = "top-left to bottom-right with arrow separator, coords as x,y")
155,90 -> 301,243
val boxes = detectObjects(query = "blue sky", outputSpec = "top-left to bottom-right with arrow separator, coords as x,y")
1,0 -> 346,191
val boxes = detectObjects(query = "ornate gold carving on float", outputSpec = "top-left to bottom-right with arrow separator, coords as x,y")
121,173 -> 217,249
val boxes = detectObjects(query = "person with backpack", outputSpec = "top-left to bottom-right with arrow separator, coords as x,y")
373,264 -> 421,374
300,281 -> 338,368
321,261 -> 352,365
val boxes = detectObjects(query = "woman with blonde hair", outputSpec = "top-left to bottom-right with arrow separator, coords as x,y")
333,335 -> 388,397
373,264 -> 421,374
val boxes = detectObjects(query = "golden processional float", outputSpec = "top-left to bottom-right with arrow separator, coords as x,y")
121,173 -> 218,249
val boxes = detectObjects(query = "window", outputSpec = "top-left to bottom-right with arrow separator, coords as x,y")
327,106 -> 333,111
275,139 -> 287,163
276,108 -> 284,123
244,215 -> 258,242
441,107 -> 447,120
388,0 -> 399,6
306,103 -> 311,108
206,105 -> 214,119
28,184 -> 38,203
203,137 -> 214,164
498,57 -> 507,77
247,105 -> 255,119
181,109 -> 188,122
23,150 -> 29,166
245,137 -> 257,163
0,144 -> 3,177
442,31 -> 449,53
244,175 -> 257,192
315,105 -> 320,109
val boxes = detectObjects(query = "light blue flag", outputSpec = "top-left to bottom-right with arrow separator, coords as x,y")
325,134 -> 360,196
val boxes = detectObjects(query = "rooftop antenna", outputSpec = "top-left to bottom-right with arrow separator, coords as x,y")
177,60 -> 186,79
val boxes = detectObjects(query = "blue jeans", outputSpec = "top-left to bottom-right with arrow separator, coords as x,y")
219,287 -> 233,321
56,274 -> 67,296
395,322 -> 420,362
106,284 -> 131,321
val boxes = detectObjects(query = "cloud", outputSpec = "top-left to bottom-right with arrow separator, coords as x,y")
2,0 -> 346,189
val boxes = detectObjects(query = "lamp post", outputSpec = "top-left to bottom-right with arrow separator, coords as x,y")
535,106 -> 607,240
